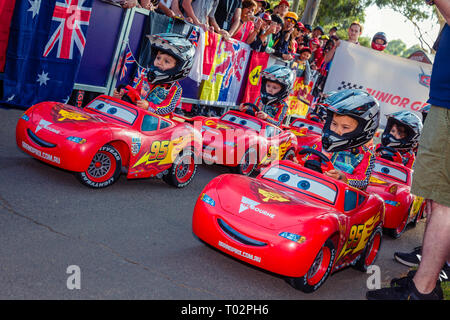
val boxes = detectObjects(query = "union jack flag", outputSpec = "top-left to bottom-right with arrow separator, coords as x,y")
43,0 -> 92,59
120,47 -> 135,80
133,66 -> 147,88
188,27 -> 200,47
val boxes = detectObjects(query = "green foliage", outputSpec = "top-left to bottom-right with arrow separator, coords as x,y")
385,39 -> 407,56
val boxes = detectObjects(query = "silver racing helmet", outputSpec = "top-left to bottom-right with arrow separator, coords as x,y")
146,33 -> 196,85
321,89 -> 380,152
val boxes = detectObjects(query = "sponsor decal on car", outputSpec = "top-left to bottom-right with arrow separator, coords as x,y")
22,141 -> 60,164
35,119 -> 60,134
258,188 -> 290,203
239,196 -> 276,219
218,241 -> 261,263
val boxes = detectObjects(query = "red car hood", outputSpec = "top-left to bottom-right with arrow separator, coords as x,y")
29,102 -> 117,137
215,174 -> 334,230
202,118 -> 257,145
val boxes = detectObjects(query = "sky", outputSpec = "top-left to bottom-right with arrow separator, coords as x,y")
362,4 -> 440,49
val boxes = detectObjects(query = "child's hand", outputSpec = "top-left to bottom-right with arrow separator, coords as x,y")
324,169 -> 348,183
113,89 -> 124,99
136,99 -> 149,110
256,111 -> 268,120
238,103 -> 246,112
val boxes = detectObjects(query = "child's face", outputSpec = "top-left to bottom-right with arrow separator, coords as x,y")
390,123 -> 407,139
330,114 -> 358,136
299,51 -> 311,61
265,81 -> 282,95
154,51 -> 177,71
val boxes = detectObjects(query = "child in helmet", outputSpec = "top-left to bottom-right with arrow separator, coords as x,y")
377,110 -> 423,168
371,32 -> 388,51
113,33 -> 195,116
301,89 -> 380,190
239,64 -> 295,127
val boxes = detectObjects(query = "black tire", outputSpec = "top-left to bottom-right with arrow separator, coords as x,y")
287,239 -> 336,293
385,204 -> 411,239
77,144 -> 121,188
233,147 -> 257,176
353,227 -> 382,272
163,148 -> 197,188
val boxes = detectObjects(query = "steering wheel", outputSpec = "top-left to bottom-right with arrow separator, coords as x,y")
297,148 -> 334,174
376,146 -> 403,164
116,84 -> 141,105
241,103 -> 260,117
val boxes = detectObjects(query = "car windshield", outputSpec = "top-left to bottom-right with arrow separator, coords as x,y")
291,120 -> 322,134
262,165 -> 337,204
373,161 -> 408,183
86,99 -> 137,125
221,113 -> 262,132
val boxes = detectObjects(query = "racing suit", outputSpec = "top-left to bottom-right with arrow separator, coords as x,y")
254,96 -> 289,127
135,79 -> 182,116
306,142 -> 376,190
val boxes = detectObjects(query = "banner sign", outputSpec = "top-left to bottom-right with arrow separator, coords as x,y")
285,76 -> 313,117
323,41 -> 432,125
200,37 -> 251,105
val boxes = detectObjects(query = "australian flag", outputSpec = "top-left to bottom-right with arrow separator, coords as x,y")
1,0 -> 93,107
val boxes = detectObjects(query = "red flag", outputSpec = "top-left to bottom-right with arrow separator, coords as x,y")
202,31 -> 220,78
242,51 -> 269,104
0,0 -> 16,72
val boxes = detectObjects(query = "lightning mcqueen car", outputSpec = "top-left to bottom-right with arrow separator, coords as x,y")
16,95 -> 201,188
192,149 -> 385,293
366,147 -> 426,238
286,117 -> 323,150
195,104 -> 298,176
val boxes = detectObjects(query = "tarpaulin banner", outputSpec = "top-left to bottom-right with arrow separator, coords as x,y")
286,76 -> 313,117
323,41 -> 432,125
0,0 -> 16,72
200,37 -> 251,105
1,0 -> 93,106
242,51 -> 269,104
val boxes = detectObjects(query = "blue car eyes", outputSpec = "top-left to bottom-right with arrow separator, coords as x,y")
239,120 -> 247,125
107,107 -> 117,115
297,180 -> 310,190
278,173 -> 290,182
95,103 -> 105,110
381,167 -> 390,174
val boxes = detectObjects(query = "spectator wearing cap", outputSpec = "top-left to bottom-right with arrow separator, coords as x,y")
273,0 -> 290,18
231,0 -> 258,43
308,37 -> 324,70
270,11 -> 297,60
301,23 -> 312,47
328,26 -> 338,38
312,25 -> 324,39
214,0 -> 242,34
249,13 -> 275,52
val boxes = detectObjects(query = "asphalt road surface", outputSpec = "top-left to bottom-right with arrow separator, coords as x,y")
0,106 -> 425,300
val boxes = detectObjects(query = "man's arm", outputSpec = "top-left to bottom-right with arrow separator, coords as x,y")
434,0 -> 450,24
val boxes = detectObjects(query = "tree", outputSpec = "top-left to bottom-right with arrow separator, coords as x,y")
365,0 -> 439,52
385,39 -> 407,56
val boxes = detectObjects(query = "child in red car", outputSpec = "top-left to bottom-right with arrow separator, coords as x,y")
377,110 -> 423,168
239,64 -> 295,127
300,89 -> 380,190
114,33 -> 195,116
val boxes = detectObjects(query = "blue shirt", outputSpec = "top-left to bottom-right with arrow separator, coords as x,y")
428,24 -> 450,109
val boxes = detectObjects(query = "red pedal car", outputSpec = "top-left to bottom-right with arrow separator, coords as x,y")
196,103 -> 298,176
366,146 -> 426,238
287,117 -> 323,150
16,95 -> 201,188
192,148 -> 384,293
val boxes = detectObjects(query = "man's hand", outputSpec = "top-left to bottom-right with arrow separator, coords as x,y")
256,111 -> 268,120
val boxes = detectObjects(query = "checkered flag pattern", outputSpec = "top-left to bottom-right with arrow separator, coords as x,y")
337,81 -> 365,91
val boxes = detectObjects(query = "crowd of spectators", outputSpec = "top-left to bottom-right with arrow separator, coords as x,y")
113,0 -> 367,105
